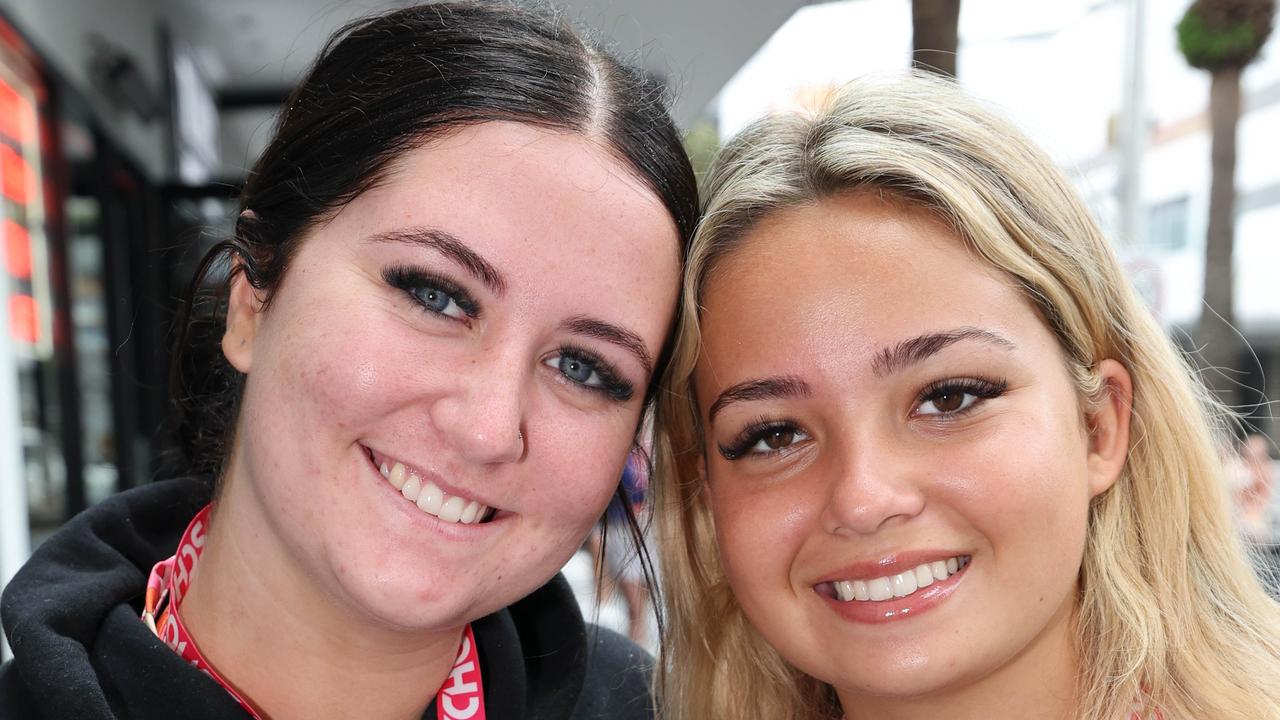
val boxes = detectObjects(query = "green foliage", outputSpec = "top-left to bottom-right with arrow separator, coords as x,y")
1177,0 -> 1275,70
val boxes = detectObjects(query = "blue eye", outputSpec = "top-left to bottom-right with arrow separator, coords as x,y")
383,266 -> 478,321
557,355 -> 598,385
542,349 -> 634,402
410,286 -> 466,319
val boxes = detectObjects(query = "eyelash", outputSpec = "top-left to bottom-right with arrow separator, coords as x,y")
383,265 -> 481,321
913,377 -> 1008,419
382,265 -> 634,403
716,377 -> 1009,461
548,345 -> 635,403
719,417 -> 809,461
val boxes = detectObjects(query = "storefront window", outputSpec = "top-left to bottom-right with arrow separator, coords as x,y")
67,195 -> 117,505
0,24 -> 60,538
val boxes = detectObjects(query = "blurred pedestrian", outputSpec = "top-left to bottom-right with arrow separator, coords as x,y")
1233,433 -> 1277,543
590,454 -> 654,647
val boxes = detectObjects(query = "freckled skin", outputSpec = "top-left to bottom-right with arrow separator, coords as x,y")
224,122 -> 680,634
696,194 -> 1105,716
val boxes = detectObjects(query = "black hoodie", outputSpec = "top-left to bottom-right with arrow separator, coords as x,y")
0,479 -> 653,719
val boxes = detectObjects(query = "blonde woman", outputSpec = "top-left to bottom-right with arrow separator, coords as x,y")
653,73 -> 1280,720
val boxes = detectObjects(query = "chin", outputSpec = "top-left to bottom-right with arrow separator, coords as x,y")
346,579 -> 487,633
835,653 -> 1000,706
321,554 -> 456,625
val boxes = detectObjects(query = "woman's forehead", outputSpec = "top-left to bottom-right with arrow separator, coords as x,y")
692,195 -> 1049,387
282,123 -> 682,343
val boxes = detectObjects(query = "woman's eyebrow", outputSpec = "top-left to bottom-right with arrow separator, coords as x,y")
563,316 -> 654,378
709,376 -> 812,424
366,226 -> 507,296
872,327 -> 1016,378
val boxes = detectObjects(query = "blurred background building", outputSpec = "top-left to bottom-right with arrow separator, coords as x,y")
1,0 -> 1277,656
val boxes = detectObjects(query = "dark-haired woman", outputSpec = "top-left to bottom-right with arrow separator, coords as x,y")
0,3 -> 696,719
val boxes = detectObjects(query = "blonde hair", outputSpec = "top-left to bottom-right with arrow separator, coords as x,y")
653,73 -> 1280,720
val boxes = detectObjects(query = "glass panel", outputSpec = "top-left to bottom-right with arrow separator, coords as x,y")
67,195 -> 117,505
0,41 -> 60,537
1145,197 -> 1189,251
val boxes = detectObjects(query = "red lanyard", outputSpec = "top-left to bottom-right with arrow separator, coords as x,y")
142,505 -> 486,720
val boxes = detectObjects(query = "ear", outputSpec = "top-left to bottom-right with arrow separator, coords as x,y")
221,267 -> 265,374
1085,358 -> 1133,498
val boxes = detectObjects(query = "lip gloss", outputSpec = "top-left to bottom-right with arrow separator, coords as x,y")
816,553 -> 970,625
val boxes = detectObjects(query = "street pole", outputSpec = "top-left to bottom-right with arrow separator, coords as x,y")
0,268 -> 31,663
1118,0 -> 1148,247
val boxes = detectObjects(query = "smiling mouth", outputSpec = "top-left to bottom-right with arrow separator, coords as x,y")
365,447 -> 497,525
823,555 -> 970,603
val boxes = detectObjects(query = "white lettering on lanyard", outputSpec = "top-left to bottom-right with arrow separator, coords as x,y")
439,630 -> 484,720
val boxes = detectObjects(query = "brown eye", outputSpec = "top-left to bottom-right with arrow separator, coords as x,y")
931,391 -> 965,413
719,423 -> 812,461
916,379 -> 1008,418
764,428 -> 796,449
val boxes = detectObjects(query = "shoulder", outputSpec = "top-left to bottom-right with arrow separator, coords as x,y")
1,477 -> 209,644
0,479 -> 216,720
572,625 -> 654,720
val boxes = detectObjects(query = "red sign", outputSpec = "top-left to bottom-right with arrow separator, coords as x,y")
3,219 -> 30,278
0,143 -> 33,204
0,80 -> 33,144
9,292 -> 37,343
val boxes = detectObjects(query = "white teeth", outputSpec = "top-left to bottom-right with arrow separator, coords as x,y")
834,580 -> 854,601
852,580 -> 869,601
416,481 -> 444,514
914,564 -> 934,588
830,555 -> 969,603
438,496 -> 465,523
377,455 -> 490,525
401,473 -> 422,502
868,577 -> 893,601
891,571 -> 917,598
389,462 -> 407,490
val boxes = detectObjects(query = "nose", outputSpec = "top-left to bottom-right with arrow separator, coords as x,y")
820,432 -> 926,536
428,350 -> 528,465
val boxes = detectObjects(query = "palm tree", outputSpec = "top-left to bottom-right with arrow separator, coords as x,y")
912,0 -> 961,78
1176,0 -> 1274,408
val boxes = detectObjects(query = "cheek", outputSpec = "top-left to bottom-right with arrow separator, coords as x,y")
238,327 -> 397,507
938,410 -> 1093,568
260,295 -> 441,431
711,479 -> 814,601
280,332 -> 391,429
527,406 -> 637,528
